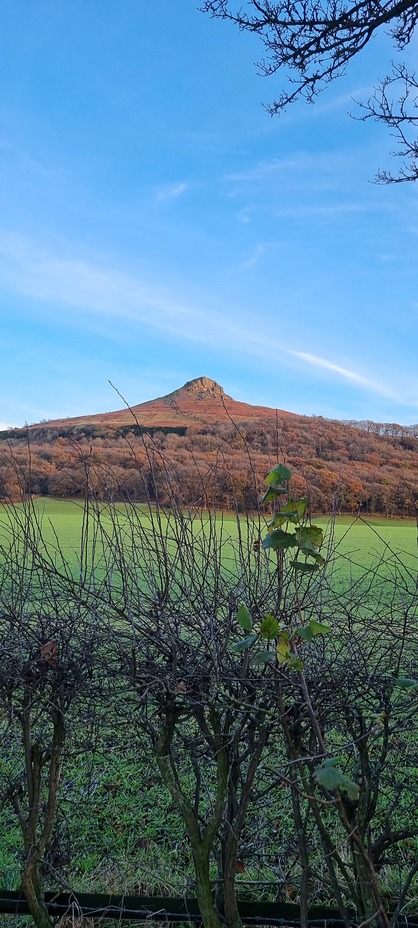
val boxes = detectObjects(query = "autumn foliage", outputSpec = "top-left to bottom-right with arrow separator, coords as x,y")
1,378 -> 417,515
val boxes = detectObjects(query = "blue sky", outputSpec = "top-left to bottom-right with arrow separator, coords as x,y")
1,0 -> 417,429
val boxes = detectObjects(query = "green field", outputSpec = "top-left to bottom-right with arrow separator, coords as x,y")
0,497 -> 416,579
315,513 -> 417,592
0,497 -> 416,625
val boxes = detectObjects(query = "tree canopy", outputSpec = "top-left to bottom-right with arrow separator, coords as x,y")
202,0 -> 418,182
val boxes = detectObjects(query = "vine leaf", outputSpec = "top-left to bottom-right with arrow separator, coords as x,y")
260,614 -> 280,639
394,677 -> 418,690
237,604 -> 253,632
309,620 -> 330,636
291,560 -> 319,573
263,529 -> 298,551
252,649 -> 276,665
314,760 -> 359,800
231,634 -> 257,652
265,464 -> 291,486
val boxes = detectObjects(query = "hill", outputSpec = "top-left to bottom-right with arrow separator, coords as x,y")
25,376 -> 295,430
1,376 -> 418,515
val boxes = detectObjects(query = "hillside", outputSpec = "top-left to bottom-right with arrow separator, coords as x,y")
24,376 -> 295,430
1,376 -> 418,515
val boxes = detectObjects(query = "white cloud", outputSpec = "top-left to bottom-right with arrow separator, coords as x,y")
286,349 -> 392,395
239,240 -> 278,269
0,232 -> 196,336
236,207 -> 252,224
285,85 -> 374,121
227,157 -> 305,184
155,181 -> 188,202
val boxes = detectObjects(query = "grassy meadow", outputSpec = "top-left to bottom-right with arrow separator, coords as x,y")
0,497 -> 416,595
0,496 -> 416,559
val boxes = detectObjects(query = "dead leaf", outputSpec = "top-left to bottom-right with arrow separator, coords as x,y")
173,680 -> 187,693
285,884 -> 297,900
103,780 -> 121,793
40,641 -> 58,666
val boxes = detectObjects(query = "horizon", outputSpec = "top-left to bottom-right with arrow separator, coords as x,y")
1,2 -> 417,429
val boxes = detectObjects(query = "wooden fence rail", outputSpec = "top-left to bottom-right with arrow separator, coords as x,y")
1,892 -> 418,926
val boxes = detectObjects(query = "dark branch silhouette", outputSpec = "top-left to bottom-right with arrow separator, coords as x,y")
201,0 -> 418,181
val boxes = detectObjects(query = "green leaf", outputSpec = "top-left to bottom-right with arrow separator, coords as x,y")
267,499 -> 308,526
290,560 -> 320,572
314,762 -> 359,800
231,634 -> 257,652
394,677 -> 418,690
252,650 -> 276,665
277,511 -> 299,525
314,763 -> 345,791
261,486 -> 287,504
263,529 -> 298,550
308,619 -> 330,636
299,548 -> 325,565
265,464 -> 291,487
280,498 -> 308,522
321,757 -> 342,768
237,604 -> 253,632
260,614 -> 280,639
288,655 -> 304,671
296,619 -> 330,640
299,525 -> 324,550
267,512 -> 289,529
344,779 -> 360,801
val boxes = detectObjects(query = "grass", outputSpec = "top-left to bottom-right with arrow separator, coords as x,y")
0,712 -> 317,901
3,700 -> 418,911
0,498 -> 416,579
0,499 -> 415,627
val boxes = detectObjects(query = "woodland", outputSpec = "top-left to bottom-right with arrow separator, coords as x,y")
1,411 -> 418,516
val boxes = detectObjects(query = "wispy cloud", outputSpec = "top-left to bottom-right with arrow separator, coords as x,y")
155,181 -> 188,202
239,240 -> 278,269
236,207 -> 252,224
0,232 -> 195,336
283,85 -> 374,122
273,202 -> 366,219
227,156 -> 305,184
286,349 -> 391,395
0,231 -> 408,407
0,137 -> 53,179
226,151 -> 349,185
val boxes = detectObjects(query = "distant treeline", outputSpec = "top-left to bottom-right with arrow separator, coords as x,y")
1,415 -> 418,515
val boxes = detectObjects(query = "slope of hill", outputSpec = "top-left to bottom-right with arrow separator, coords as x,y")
25,376 -> 295,430
1,377 -> 417,516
